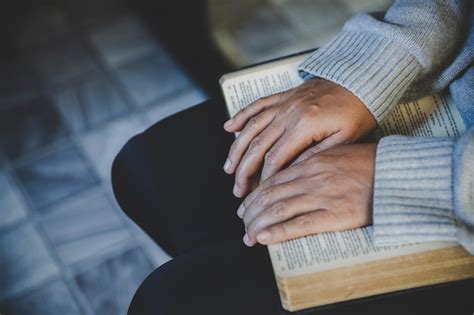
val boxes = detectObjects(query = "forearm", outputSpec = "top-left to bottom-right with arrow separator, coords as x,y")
372,129 -> 474,254
298,0 -> 471,123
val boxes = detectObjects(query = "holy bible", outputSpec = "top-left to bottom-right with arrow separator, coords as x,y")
219,52 -> 474,312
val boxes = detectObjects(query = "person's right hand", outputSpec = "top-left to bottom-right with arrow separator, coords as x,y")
223,78 -> 376,198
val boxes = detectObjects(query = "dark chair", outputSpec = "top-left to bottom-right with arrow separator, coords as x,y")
129,0 -> 234,99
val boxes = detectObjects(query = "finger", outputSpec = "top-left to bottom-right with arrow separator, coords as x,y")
233,124 -> 284,197
224,108 -> 277,174
260,129 -> 312,183
291,132 -> 345,166
242,179 -> 306,228
255,209 -> 343,245
223,94 -> 281,132
237,163 -> 305,218
246,194 -> 324,246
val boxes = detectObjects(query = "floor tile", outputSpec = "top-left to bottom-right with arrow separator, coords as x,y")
115,52 -> 191,107
14,144 -> 99,211
75,247 -> 153,315
90,15 -> 160,66
144,86 -> 207,126
42,190 -> 124,246
27,39 -> 97,88
54,71 -> 130,133
0,174 -> 28,229
0,96 -> 69,161
79,115 -> 145,180
57,228 -> 135,267
0,280 -> 83,315
42,190 -> 133,266
0,223 -> 60,301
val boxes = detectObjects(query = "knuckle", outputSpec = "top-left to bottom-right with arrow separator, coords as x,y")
296,214 -> 313,230
249,137 -> 263,151
278,223 -> 291,239
291,163 -> 306,178
243,218 -> 252,231
264,175 -> 278,187
228,142 -> 238,157
247,117 -> 259,131
242,210 -> 253,227
302,105 -> 321,121
317,93 -> 336,105
242,198 -> 251,209
307,154 -> 323,167
264,150 -> 279,165
271,202 -> 286,218
307,103 -> 322,114
247,220 -> 260,237
259,188 -> 273,206
235,164 -> 247,181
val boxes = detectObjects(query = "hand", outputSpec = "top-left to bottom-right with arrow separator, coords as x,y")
223,78 -> 376,198
238,143 -> 377,247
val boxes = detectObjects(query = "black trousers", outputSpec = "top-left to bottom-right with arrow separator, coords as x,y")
112,99 -> 473,315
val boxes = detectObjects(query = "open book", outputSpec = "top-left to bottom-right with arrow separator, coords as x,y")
220,53 -> 474,312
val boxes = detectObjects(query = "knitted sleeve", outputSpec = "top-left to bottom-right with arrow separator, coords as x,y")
372,129 -> 474,254
298,0 -> 471,123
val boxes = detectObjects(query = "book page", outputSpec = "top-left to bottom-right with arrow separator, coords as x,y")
220,55 -> 306,118
374,93 -> 465,139
220,55 -> 467,279
268,228 -> 455,278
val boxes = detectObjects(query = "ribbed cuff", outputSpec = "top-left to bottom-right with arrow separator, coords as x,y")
373,135 -> 458,246
298,31 -> 421,123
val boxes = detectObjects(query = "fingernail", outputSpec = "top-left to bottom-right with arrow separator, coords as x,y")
243,233 -> 251,246
237,204 -> 244,218
223,158 -> 232,172
233,184 -> 241,197
257,231 -> 271,243
224,119 -> 233,129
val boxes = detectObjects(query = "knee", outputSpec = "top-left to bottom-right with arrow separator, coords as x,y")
111,132 -> 145,221
127,242 -> 277,315
127,260 -> 182,315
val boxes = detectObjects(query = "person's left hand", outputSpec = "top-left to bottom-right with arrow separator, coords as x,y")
238,143 -> 377,247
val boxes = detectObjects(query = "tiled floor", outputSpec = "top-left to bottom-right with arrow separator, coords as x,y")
0,4 -> 206,315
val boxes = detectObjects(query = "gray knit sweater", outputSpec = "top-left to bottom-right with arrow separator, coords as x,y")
298,0 -> 474,254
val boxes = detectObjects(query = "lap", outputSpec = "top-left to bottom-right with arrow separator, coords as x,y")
112,99 -> 243,256
128,241 -> 281,315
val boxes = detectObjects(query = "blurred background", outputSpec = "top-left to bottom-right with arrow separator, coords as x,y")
0,0 -> 390,314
